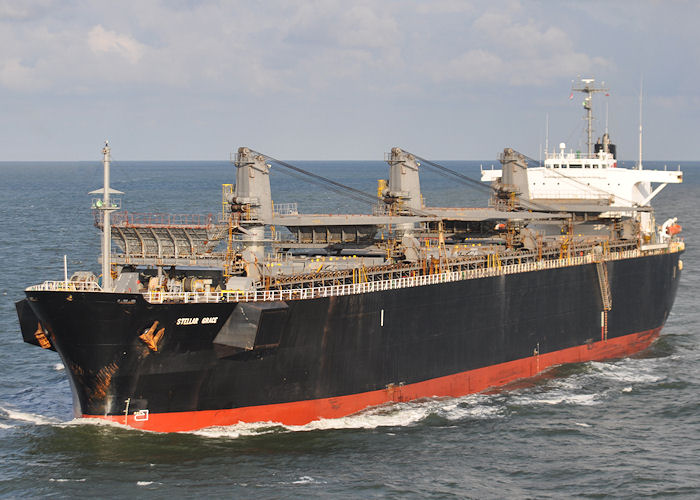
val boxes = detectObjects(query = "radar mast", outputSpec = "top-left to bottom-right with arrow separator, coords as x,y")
571,78 -> 608,156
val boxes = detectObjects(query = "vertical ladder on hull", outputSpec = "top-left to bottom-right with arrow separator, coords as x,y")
595,261 -> 612,340
596,261 -> 612,311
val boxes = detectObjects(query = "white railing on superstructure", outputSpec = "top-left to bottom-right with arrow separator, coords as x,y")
29,281 -> 103,292
529,190 -> 611,200
273,203 -> 299,215
545,150 -> 614,162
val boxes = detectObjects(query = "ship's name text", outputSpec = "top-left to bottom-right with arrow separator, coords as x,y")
176,316 -> 218,326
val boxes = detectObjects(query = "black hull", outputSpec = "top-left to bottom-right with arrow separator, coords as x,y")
20,252 -> 682,431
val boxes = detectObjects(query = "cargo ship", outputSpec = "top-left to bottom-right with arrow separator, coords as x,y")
16,79 -> 684,432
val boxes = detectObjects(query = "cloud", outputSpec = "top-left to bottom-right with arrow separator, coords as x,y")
87,25 -> 145,64
416,0 -> 474,15
0,2 -> 404,96
441,49 -> 504,83
335,4 -> 400,49
0,1 -> 697,160
278,0 -> 403,91
438,4 -> 612,86
0,1 -> 660,101
0,0 -> 53,21
0,57 -> 41,90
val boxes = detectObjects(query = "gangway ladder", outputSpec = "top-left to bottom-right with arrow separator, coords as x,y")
596,261 -> 612,341
223,212 -> 239,278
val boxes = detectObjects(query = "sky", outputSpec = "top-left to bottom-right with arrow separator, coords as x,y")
1,0 -> 698,161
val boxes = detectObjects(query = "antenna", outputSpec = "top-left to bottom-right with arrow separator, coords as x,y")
638,76 -> 643,170
605,101 -> 609,135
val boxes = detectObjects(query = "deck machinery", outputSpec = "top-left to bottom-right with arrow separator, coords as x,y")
92,144 -> 680,300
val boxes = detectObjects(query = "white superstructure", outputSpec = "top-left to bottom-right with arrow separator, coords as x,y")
481,78 -> 683,239
481,147 -> 682,208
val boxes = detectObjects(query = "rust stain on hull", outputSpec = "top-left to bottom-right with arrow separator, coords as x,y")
89,361 -> 119,402
34,322 -> 52,349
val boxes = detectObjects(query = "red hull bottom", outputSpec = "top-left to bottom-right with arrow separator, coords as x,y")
85,328 -> 660,432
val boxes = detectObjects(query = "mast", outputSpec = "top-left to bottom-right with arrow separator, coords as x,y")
571,78 -> 608,156
101,142 -> 112,290
89,141 -> 122,291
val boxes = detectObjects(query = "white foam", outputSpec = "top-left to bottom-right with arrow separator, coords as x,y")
54,363 -> 65,371
1,407 -> 61,426
192,421 -> 283,439
186,355 -> 674,439
440,397 -> 502,420
59,417 -> 149,432
292,476 -> 317,485
574,422 -> 591,428
49,478 -> 86,483
550,378 -> 583,391
192,405 -> 424,438
512,391 -> 599,407
137,481 -> 154,486
503,356 -> 667,407
291,403 -> 427,432
0,410 -> 136,430
193,394 -> 503,439
589,359 -> 663,384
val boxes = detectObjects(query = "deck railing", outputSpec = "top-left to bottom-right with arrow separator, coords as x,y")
140,246 -> 666,304
28,243 -> 681,303
29,281 -> 103,292
109,212 -> 216,228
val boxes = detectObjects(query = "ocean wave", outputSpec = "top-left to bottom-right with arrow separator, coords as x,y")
5,353 -> 668,438
292,476 -> 323,485
0,407 -> 61,426
192,363 -> 661,439
59,417 -> 143,432
589,358 -> 665,384
509,391 -> 599,407
503,356 -> 669,407
190,421 -> 282,439
192,394 -> 503,438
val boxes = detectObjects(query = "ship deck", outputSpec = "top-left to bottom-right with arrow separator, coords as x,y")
27,241 -> 684,304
